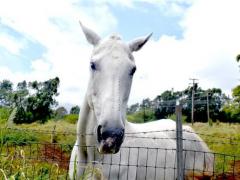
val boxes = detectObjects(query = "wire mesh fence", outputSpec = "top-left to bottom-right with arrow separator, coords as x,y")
0,100 -> 240,180
0,126 -> 240,180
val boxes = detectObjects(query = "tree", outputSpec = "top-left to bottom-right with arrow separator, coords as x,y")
13,77 -> 60,124
232,85 -> 240,103
12,80 -> 29,107
27,77 -> 60,123
223,85 -> 240,122
140,98 -> 155,122
55,106 -> 68,118
127,85 -> 228,123
70,105 -> 80,114
152,90 -> 181,119
237,54 -> 240,62
181,86 -> 227,122
0,80 -> 13,106
221,56 -> 240,122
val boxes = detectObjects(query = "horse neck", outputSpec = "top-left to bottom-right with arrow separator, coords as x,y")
77,96 -> 95,145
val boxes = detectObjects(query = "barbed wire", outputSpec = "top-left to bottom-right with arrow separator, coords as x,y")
131,97 -> 224,106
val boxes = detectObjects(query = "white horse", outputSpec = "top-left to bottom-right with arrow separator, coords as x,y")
69,22 -> 213,180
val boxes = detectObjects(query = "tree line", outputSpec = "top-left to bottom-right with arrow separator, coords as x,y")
0,78 -> 239,124
0,77 -> 80,124
127,56 -> 240,123
127,85 -> 239,123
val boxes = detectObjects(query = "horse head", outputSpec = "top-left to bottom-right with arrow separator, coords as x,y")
79,22 -> 152,154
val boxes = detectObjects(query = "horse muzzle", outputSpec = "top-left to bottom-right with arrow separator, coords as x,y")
97,125 -> 124,154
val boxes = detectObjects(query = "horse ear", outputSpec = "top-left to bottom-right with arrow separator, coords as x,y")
79,21 -> 101,46
128,33 -> 152,52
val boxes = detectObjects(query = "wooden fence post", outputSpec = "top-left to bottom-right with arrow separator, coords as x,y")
51,125 -> 57,143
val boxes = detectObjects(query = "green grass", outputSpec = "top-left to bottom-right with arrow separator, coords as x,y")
63,114 -> 79,124
191,122 -> 240,174
14,120 -> 76,145
0,148 -> 68,179
0,120 -> 86,179
0,120 -> 239,178
191,123 -> 240,156
0,107 -> 11,124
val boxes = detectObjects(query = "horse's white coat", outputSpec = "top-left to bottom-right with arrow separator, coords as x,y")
69,23 -> 213,179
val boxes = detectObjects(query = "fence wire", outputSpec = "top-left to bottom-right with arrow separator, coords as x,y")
0,127 -> 240,180
1,126 -> 239,145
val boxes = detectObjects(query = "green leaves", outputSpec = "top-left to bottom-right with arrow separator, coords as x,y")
0,77 -> 60,124
236,54 -> 240,62
222,85 -> 240,122
0,80 -> 13,107
70,105 -> 80,115
128,87 -> 228,123
232,85 -> 240,103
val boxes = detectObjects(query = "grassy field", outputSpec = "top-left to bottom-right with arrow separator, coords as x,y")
0,120 -> 239,179
191,123 -> 240,177
192,123 -> 240,156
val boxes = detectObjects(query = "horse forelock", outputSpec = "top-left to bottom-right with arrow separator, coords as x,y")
109,33 -> 122,40
93,35 -> 132,61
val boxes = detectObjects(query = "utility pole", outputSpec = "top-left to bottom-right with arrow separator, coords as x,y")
206,91 -> 210,120
143,100 -> 146,122
189,78 -> 198,126
206,91 -> 212,126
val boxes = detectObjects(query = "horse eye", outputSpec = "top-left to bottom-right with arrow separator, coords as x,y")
130,67 -> 136,76
90,62 -> 96,71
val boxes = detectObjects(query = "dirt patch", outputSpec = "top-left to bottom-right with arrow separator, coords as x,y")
39,146 -> 240,180
215,160 -> 240,180
185,161 -> 240,180
41,143 -> 70,170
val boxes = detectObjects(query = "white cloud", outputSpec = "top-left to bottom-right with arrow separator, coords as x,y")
111,0 -> 194,16
31,59 -> 51,72
0,33 -> 25,55
129,0 -> 240,103
0,0 -> 118,106
0,0 -> 239,108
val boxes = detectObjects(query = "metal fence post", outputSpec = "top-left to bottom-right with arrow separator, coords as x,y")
176,101 -> 184,180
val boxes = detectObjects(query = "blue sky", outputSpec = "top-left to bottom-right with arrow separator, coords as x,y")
0,1 -> 185,72
103,1 -> 186,40
0,0 -> 239,107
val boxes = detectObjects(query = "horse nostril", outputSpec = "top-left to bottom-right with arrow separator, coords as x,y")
116,128 -> 124,139
116,128 -> 125,143
97,125 -> 102,143
102,128 -> 125,142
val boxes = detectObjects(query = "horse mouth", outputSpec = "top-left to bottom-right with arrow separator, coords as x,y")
96,125 -> 124,154
97,137 -> 121,154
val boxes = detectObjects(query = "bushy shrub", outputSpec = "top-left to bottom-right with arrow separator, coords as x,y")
63,114 -> 79,124
12,107 -> 35,124
1,129 -> 38,145
0,107 -> 11,123
127,109 -> 155,123
167,114 -> 187,123
70,105 -> 80,114
222,103 -> 240,123
127,114 -> 144,123
54,106 -> 68,119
